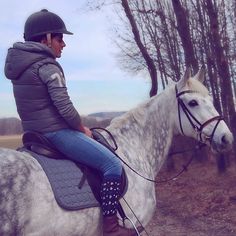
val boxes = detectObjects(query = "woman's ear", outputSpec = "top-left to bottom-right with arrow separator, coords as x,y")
40,34 -> 51,47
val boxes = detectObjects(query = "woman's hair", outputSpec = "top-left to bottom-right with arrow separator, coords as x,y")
28,34 -> 46,42
28,33 -> 62,42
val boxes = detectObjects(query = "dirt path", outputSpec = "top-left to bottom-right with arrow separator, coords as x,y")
144,158 -> 236,236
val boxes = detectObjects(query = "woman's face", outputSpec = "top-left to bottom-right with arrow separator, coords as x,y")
51,34 -> 66,58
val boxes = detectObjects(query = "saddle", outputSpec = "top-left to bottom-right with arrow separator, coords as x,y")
22,129 -> 128,206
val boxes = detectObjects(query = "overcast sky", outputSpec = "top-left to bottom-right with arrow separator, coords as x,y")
0,0 -> 150,118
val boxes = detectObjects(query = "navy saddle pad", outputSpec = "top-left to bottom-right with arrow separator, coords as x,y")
23,148 -> 100,210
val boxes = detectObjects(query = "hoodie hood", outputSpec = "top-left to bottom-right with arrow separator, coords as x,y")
4,41 -> 55,80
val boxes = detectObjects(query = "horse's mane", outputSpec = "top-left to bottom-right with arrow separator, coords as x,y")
110,77 -> 208,129
110,99 -> 151,128
110,86 -> 168,129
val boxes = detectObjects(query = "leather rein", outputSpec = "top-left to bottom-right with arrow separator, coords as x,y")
94,86 -> 224,185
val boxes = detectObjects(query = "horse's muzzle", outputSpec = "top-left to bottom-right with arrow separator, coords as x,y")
211,132 -> 234,153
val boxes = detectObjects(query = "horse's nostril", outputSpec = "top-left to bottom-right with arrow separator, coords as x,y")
221,135 -> 228,145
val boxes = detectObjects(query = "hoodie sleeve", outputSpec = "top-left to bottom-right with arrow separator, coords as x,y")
38,63 -> 82,130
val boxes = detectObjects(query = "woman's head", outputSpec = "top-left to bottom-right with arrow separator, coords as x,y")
24,9 -> 72,58
24,9 -> 72,40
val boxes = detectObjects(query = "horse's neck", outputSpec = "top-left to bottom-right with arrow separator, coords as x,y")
108,86 -> 176,177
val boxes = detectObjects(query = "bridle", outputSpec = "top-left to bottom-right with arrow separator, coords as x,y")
175,85 -> 224,145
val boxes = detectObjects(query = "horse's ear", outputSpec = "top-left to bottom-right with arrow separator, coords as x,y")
177,67 -> 191,90
194,66 -> 205,83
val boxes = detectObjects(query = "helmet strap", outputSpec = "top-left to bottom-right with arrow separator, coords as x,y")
46,33 -> 52,48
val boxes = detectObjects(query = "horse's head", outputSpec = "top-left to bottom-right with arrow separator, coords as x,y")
174,67 -> 233,153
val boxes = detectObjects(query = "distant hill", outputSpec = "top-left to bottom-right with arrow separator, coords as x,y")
0,112 -> 124,135
0,117 -> 23,135
82,111 -> 125,128
88,111 -> 125,119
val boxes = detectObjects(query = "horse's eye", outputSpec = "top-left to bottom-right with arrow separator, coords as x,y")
188,100 -> 198,107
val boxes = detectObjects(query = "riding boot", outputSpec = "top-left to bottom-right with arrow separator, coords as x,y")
101,178 -> 143,236
103,215 -> 143,236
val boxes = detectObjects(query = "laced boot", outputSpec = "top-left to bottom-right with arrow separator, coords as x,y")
101,178 -> 143,236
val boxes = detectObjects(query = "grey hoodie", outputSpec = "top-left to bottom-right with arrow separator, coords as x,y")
5,41 -> 81,133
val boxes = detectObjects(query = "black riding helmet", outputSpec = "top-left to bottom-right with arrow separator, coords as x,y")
24,9 -> 73,41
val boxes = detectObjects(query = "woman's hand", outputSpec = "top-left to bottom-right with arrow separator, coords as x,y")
83,126 -> 93,138
78,124 -> 93,138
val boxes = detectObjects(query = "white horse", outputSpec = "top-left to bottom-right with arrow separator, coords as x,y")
0,68 -> 233,236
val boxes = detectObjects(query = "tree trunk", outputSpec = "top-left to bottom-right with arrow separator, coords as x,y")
121,0 -> 158,96
205,0 -> 236,155
171,0 -> 198,74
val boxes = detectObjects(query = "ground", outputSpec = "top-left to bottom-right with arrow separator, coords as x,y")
1,135 -> 235,236
145,156 -> 236,236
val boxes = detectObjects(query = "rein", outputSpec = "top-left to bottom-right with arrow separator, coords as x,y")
91,127 -> 206,236
91,127 -> 205,184
92,86 -> 223,185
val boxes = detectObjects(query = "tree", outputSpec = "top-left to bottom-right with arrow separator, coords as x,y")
204,0 -> 236,153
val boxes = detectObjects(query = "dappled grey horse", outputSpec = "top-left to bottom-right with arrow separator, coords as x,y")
0,68 -> 233,236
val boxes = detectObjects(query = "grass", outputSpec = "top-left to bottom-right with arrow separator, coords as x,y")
0,135 -> 22,149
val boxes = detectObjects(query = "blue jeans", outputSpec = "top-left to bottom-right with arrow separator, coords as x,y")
44,129 -> 122,180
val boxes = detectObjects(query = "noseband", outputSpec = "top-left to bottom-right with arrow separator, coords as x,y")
175,85 -> 224,144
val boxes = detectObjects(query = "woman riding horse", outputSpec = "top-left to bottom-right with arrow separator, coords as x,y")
4,9 -> 142,236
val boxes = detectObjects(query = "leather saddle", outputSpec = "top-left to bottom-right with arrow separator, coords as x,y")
22,130 -> 128,203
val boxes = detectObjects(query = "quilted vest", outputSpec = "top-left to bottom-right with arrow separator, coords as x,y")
11,58 -> 71,132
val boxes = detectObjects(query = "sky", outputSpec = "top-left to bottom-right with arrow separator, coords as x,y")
0,0 -> 150,118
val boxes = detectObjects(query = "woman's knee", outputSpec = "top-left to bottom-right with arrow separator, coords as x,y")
102,157 -> 123,177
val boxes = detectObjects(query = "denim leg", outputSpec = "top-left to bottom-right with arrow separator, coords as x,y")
44,129 -> 122,179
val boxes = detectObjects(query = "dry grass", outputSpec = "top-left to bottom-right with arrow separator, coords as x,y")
0,135 -> 22,149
